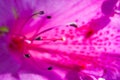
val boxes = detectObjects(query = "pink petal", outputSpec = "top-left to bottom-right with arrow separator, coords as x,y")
0,0 -> 120,80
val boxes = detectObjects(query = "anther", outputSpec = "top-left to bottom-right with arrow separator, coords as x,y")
39,11 -> 44,15
24,54 -> 30,58
46,16 -> 52,19
61,36 -> 66,41
69,23 -> 78,28
48,66 -> 53,70
35,37 -> 42,40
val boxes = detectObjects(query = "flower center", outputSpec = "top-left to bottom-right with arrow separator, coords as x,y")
8,34 -> 30,53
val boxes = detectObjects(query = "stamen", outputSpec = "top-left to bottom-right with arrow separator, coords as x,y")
69,23 -> 78,28
39,36 -> 66,42
31,26 -> 60,41
46,16 -> 52,19
61,36 -> 66,41
35,37 -> 42,40
37,27 -> 55,35
18,11 -> 45,33
48,66 -> 53,70
24,54 -> 30,58
24,39 -> 31,44
38,11 -> 44,15
33,11 -> 45,16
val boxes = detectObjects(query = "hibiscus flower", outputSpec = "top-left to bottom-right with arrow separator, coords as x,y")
0,0 -> 120,80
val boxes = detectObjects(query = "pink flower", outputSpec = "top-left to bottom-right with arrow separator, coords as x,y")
0,0 -> 120,80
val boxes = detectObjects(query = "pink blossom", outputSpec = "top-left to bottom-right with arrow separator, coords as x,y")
0,0 -> 120,80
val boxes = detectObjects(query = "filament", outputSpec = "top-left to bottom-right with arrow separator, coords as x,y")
18,11 -> 45,34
